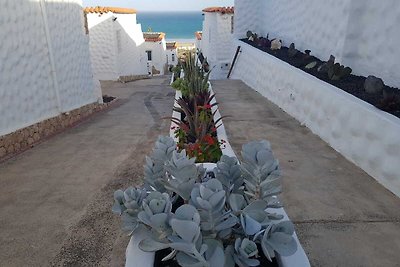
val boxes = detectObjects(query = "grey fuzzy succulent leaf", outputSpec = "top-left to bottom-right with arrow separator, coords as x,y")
240,214 -> 262,236
224,245 -> 235,267
139,238 -> 170,252
164,150 -> 199,200
229,193 -> 247,212
121,213 -> 140,234
143,156 -> 166,192
144,136 -> 177,192
233,238 -> 260,267
203,239 -> 225,267
261,221 -> 297,260
112,187 -> 147,235
214,155 -> 243,196
151,136 -> 176,163
112,190 -> 125,214
240,140 -> 282,204
137,192 -> 173,239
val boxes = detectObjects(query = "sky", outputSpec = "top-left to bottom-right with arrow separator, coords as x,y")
82,0 -> 235,12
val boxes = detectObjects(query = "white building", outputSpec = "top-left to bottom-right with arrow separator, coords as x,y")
201,7 -> 235,79
142,32 -> 167,75
85,6 -> 148,81
166,42 -> 178,67
0,0 -> 101,137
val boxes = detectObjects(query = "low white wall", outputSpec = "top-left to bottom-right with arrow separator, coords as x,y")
0,0 -> 99,136
231,41 -> 400,197
234,0 -> 400,88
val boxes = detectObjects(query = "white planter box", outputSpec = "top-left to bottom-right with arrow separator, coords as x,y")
231,40 -> 400,197
125,82 -> 310,267
126,162 -> 310,267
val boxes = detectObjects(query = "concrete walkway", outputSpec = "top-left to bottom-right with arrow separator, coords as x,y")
212,79 -> 400,267
0,76 -> 174,266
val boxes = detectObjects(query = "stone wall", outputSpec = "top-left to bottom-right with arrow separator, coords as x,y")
0,101 -> 116,161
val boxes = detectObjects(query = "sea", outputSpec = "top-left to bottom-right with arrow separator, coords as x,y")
137,12 -> 203,42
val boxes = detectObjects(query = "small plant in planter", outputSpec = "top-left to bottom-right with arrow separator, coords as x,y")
113,136 -> 298,267
327,63 -> 352,81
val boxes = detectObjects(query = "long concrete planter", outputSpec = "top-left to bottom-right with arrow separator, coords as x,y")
125,80 -> 310,267
231,40 -> 400,197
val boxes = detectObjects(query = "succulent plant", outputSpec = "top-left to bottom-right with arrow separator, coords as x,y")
233,238 -> 260,267
261,221 -> 297,261
112,187 -> 147,233
317,55 -> 335,73
191,179 -> 238,238
214,155 -> 243,196
144,136 -> 176,192
113,137 -> 298,266
240,140 -> 282,204
327,63 -> 352,80
138,192 -> 173,239
163,150 -> 201,200
246,31 -> 253,39
288,43 -> 299,58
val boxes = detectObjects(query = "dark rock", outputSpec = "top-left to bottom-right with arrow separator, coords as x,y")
318,55 -> 335,73
364,75 -> 384,95
383,87 -> 397,100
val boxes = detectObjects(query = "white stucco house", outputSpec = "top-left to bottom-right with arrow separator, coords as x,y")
201,7 -> 235,79
0,0 -> 101,138
85,6 -> 148,81
166,42 -> 178,67
142,32 -> 167,75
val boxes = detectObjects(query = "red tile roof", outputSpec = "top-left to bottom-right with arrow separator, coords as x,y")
166,42 -> 177,50
84,6 -> 137,14
202,7 -> 234,14
143,32 -> 166,42
195,31 -> 202,40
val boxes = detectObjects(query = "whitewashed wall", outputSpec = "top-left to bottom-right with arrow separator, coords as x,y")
0,0 -> 99,137
166,48 -> 178,66
87,13 -> 147,80
142,40 -> 167,75
234,0 -> 400,88
201,12 -> 235,79
231,40 -> 400,197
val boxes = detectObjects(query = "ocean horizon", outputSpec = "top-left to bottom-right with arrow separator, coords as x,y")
137,11 -> 203,41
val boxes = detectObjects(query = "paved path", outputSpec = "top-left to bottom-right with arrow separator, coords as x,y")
0,76 -> 174,266
212,79 -> 400,267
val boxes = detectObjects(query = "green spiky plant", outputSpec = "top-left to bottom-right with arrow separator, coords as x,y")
113,136 -> 298,267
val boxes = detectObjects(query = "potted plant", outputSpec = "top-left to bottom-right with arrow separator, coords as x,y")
113,136 -> 298,267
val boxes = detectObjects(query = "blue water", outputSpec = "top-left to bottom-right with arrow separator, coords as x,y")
137,12 -> 203,41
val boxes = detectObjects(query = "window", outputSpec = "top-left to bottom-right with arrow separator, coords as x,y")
172,53 -> 175,62
146,50 -> 152,61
